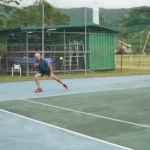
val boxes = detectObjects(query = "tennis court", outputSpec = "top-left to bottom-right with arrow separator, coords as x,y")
0,75 -> 150,150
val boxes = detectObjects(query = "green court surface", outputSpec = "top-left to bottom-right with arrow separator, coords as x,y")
1,86 -> 150,150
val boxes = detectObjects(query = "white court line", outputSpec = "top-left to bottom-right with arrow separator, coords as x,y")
19,85 -> 150,101
0,108 -> 133,150
1,85 -> 150,102
31,85 -> 150,99
23,99 -> 150,129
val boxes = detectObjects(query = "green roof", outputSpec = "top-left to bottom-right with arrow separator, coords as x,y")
21,23 -> 120,33
0,23 -> 120,36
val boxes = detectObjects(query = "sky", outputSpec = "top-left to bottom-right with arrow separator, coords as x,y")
9,0 -> 150,9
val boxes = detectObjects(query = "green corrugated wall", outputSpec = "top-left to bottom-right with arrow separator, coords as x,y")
89,34 -> 115,70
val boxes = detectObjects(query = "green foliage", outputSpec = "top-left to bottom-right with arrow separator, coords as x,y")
0,0 -> 70,29
110,7 -> 150,54
99,14 -> 111,25
0,4 -> 17,29
4,8 -> 29,28
132,45 -> 142,54
52,9 -> 70,25
99,8 -> 132,22
124,7 -> 150,48
125,8 -> 150,27
0,4 -> 16,18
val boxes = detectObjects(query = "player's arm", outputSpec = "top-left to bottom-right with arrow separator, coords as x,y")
34,63 -> 39,70
48,63 -> 54,77
43,59 -> 54,77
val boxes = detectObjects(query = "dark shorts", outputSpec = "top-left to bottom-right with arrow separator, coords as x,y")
38,70 -> 50,77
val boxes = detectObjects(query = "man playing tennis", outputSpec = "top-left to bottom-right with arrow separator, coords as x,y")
34,53 -> 68,93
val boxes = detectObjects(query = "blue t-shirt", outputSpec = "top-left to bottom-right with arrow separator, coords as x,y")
38,58 -> 53,73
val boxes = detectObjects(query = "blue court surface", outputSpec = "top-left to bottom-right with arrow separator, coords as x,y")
0,75 -> 150,150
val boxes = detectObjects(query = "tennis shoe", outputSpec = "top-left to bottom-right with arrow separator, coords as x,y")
63,84 -> 68,89
34,88 -> 43,93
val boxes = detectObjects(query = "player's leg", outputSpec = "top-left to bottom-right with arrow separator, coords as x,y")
34,72 -> 43,92
51,74 -> 63,84
34,72 -> 41,88
52,74 -> 68,89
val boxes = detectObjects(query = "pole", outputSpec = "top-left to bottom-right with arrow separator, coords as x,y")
63,29 -> 66,73
136,31 -> 150,75
84,8 -> 87,76
6,39 -> 8,72
26,32 -> 29,76
140,31 -> 144,47
42,4 -> 44,58
140,32 -> 142,47
120,13 -> 124,73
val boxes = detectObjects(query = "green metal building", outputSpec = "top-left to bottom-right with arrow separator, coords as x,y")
0,23 -> 119,75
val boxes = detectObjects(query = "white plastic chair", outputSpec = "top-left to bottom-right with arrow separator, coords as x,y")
12,64 -> 21,76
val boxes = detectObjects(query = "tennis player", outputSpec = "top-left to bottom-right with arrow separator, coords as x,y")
34,53 -> 68,93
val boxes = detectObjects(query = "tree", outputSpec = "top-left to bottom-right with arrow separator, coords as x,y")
99,14 -> 111,26
4,8 -> 28,28
2,0 -> 70,29
0,0 -> 22,5
24,0 -> 70,26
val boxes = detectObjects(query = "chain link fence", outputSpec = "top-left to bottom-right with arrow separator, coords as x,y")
0,30 -> 89,75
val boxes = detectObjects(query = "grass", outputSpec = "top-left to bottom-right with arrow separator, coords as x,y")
0,55 -> 150,83
116,55 -> 150,68
0,68 -> 150,83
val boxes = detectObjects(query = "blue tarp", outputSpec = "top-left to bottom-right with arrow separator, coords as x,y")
8,58 -> 53,64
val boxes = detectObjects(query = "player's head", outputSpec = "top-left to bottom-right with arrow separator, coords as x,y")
35,53 -> 41,61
